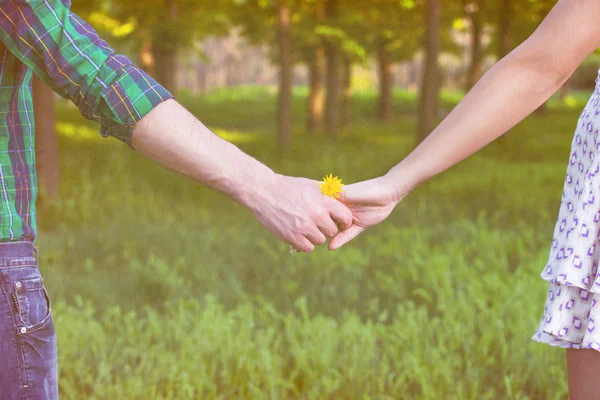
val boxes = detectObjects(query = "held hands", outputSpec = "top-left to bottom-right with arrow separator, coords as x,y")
249,173 -> 354,253
249,173 -> 408,252
329,175 -> 405,250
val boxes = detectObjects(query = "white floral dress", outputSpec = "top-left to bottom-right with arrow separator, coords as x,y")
532,71 -> 600,351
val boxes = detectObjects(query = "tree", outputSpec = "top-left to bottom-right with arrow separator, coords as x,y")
417,0 -> 441,144
233,0 -> 367,140
33,76 -> 59,203
324,0 -> 341,137
346,0 -> 422,121
305,0 -> 326,134
277,0 -> 293,148
495,0 -> 512,59
110,0 -> 232,94
464,0 -> 486,91
231,0 -> 294,147
153,0 -> 179,94
341,53 -> 352,129
297,0 -> 367,134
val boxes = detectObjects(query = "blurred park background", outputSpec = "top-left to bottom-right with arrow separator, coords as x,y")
31,0 -> 600,398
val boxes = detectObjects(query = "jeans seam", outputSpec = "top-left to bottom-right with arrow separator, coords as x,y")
0,278 -> 30,395
0,262 -> 38,269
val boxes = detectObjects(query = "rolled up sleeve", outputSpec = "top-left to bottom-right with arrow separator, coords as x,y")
0,0 -> 173,147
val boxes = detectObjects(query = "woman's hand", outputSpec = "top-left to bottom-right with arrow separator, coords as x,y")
328,174 -> 411,250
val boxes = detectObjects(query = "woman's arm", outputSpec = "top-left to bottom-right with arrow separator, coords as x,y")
330,0 -> 600,250
387,0 -> 600,194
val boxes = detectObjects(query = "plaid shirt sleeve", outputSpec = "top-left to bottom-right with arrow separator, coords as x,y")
0,0 -> 174,147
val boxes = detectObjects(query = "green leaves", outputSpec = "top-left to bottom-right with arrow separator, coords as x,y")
314,25 -> 367,61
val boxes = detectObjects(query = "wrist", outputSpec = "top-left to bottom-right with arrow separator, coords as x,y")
233,168 -> 277,213
383,163 -> 421,203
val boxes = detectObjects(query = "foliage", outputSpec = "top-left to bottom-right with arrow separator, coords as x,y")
40,87 -> 590,398
566,53 -> 600,91
337,0 -> 423,65
231,0 -> 367,65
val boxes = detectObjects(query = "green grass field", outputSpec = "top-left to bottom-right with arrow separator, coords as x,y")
39,86 -> 591,399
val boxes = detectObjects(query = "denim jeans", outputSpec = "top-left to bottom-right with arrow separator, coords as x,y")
0,241 -> 58,400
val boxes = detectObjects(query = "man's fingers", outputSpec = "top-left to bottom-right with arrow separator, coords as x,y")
305,229 -> 327,246
292,235 -> 316,253
317,216 -> 339,238
328,224 -> 365,251
326,198 -> 353,231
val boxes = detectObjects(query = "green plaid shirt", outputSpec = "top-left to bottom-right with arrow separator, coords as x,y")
0,0 -> 173,242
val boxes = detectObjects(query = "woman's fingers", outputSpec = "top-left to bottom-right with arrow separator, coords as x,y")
325,197 -> 353,231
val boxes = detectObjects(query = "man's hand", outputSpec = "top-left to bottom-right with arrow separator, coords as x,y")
131,99 -> 352,252
329,175 -> 408,250
248,174 -> 353,252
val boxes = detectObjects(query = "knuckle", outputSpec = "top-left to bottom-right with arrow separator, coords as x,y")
301,221 -> 315,235
310,209 -> 328,221
325,227 -> 337,238
291,233 -> 304,245
344,214 -> 353,226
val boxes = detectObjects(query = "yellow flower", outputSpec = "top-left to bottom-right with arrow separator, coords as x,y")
320,174 -> 344,199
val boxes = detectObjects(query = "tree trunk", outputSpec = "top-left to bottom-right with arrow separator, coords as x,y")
465,1 -> 484,91
559,84 -> 569,100
153,45 -> 177,94
33,75 -> 59,202
377,44 -> 393,121
324,0 -> 340,138
153,0 -> 178,94
307,47 -> 325,134
277,1 -> 293,148
197,60 -> 208,94
307,1 -> 326,134
417,0 -> 441,144
496,0 -> 511,59
341,55 -> 352,129
138,28 -> 155,78
535,102 -> 548,115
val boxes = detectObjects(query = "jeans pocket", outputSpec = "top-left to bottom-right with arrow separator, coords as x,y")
11,275 -> 51,332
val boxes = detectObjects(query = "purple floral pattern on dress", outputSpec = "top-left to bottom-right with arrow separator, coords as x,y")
533,72 -> 600,352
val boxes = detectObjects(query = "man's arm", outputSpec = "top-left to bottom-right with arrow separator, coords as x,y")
0,0 -> 171,146
132,99 -> 353,252
0,0 -> 352,251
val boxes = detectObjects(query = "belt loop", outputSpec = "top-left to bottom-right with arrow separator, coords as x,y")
32,243 -> 39,261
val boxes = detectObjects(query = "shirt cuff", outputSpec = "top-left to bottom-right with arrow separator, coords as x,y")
97,64 -> 173,149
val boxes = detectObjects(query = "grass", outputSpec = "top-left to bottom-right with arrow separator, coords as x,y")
39,86 -> 590,399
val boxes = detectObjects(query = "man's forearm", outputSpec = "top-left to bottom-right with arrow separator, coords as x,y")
130,98 -> 354,252
131,99 -> 273,212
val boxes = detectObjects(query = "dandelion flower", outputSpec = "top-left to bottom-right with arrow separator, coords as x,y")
320,174 -> 344,199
